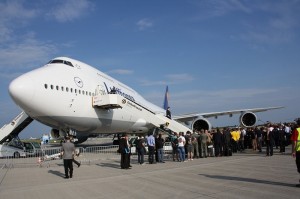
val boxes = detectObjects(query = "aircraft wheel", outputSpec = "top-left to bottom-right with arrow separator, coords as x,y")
14,152 -> 20,158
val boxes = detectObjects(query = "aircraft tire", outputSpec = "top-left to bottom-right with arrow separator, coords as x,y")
14,152 -> 20,158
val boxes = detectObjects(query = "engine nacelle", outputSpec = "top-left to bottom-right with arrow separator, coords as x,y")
74,133 -> 89,144
50,129 -> 88,144
50,129 -> 66,139
191,117 -> 212,131
240,112 -> 257,128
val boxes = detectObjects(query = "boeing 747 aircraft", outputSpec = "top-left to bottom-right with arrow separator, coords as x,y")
4,57 -> 283,143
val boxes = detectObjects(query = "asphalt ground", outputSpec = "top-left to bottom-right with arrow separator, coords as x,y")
0,147 -> 299,199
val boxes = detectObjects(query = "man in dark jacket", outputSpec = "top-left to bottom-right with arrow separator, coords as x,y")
223,128 -> 232,156
119,134 -> 131,169
265,125 -> 275,156
156,133 -> 165,163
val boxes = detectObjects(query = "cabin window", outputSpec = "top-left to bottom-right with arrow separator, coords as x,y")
56,86 -> 59,90
50,85 -> 53,90
70,88 -> 73,93
44,84 -> 48,89
61,86 -> 64,91
66,87 -> 69,92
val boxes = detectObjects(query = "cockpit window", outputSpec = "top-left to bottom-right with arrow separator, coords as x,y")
48,59 -> 74,67
64,61 -> 74,67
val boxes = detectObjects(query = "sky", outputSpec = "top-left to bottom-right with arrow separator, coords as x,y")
0,0 -> 299,139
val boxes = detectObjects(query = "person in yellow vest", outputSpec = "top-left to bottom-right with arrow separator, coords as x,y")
231,128 -> 240,153
291,118 -> 300,187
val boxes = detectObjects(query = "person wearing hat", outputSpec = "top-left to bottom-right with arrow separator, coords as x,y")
291,118 -> 300,187
61,136 -> 76,179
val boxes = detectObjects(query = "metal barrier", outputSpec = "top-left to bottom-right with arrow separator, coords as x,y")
0,142 -> 174,168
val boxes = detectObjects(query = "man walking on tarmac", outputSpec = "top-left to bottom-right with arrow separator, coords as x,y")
61,136 -> 76,179
291,118 -> 300,187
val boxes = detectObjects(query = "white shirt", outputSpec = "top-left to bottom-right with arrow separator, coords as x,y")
178,136 -> 186,147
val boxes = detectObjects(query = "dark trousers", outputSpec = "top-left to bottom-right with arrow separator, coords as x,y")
172,147 -> 178,161
148,146 -> 155,163
193,143 -> 199,158
239,140 -> 244,151
279,140 -> 286,152
63,159 -> 73,177
296,152 -> 300,173
257,137 -> 262,152
121,153 -> 130,169
232,140 -> 239,153
214,142 -> 222,156
73,158 -> 80,167
266,140 -> 273,156
137,148 -> 145,164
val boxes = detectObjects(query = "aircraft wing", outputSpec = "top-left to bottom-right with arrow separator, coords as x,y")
172,106 -> 284,123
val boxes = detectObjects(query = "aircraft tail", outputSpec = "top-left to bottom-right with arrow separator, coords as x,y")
163,86 -> 169,110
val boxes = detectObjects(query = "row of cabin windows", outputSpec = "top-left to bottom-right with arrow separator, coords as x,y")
44,84 -> 94,96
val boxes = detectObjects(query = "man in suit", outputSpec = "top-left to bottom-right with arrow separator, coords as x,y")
61,136 -> 76,179
119,134 -> 131,169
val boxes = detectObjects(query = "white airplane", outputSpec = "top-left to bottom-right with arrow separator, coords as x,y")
7,57 -> 283,143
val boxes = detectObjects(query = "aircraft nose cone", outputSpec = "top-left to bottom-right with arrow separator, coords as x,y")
9,74 -> 35,110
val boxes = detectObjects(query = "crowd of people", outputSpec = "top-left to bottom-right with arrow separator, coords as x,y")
59,120 -> 299,186
117,121 -> 297,170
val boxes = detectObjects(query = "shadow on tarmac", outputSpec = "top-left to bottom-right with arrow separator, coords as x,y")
96,161 -> 120,169
199,173 -> 296,187
48,170 -> 65,178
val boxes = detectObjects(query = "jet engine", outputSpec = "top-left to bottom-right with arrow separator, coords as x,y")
191,117 -> 212,131
239,112 -> 257,128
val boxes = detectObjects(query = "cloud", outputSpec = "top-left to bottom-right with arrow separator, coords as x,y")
140,73 -> 194,86
146,87 -> 286,116
106,69 -> 134,75
136,18 -> 153,31
140,80 -> 168,86
46,0 -> 94,23
192,0 -> 251,20
0,1 -> 38,42
166,73 -> 194,82
208,0 -> 251,17
192,1 -> 299,46
0,1 -> 38,20
0,33 -> 57,71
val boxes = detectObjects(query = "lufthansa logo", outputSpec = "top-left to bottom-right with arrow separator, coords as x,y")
122,99 -> 126,104
74,77 -> 83,88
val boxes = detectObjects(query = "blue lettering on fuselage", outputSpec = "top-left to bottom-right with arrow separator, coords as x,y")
103,82 -> 135,102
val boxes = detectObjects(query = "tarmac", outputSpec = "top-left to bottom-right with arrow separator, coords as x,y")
0,147 -> 300,199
